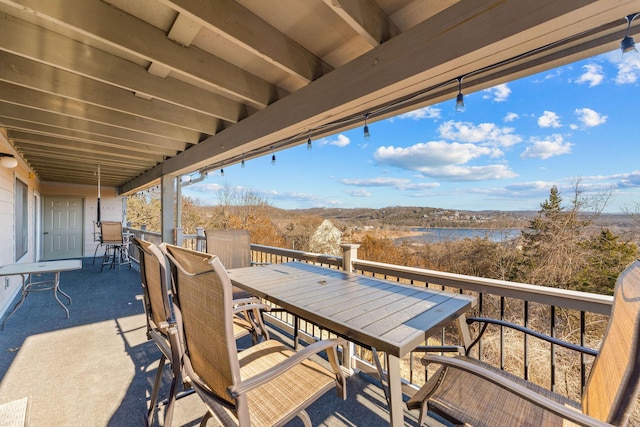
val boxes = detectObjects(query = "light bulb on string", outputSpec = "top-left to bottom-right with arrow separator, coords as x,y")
363,113 -> 371,140
220,167 -> 224,176
621,13 -> 639,55
307,130 -> 312,150
455,77 -> 465,112
271,147 -> 276,165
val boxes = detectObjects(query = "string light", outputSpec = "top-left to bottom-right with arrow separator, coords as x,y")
307,130 -> 312,150
271,147 -> 276,165
220,167 -> 224,176
241,156 -> 245,168
621,13 -> 639,55
455,77 -> 465,112
363,113 -> 371,140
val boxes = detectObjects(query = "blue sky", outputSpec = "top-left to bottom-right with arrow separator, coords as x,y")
183,49 -> 640,213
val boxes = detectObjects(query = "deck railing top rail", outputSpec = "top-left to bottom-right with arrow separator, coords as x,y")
352,259 -> 613,315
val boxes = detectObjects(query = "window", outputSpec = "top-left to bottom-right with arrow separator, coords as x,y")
15,178 -> 28,260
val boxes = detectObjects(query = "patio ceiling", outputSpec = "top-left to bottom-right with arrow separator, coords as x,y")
0,0 -> 638,192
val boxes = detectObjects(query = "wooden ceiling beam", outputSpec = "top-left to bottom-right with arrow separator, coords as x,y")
162,0 -> 330,83
322,0 -> 400,46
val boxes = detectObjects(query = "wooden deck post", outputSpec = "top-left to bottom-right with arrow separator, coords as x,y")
340,243 -> 360,272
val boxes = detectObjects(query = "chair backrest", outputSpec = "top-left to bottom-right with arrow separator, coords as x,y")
582,260 -> 640,425
161,243 -> 241,407
205,229 -> 251,269
133,237 -> 173,336
100,221 -> 124,244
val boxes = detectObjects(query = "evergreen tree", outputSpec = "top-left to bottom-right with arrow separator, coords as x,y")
575,228 -> 638,295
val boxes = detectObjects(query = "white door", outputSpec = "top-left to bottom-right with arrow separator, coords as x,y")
43,197 -> 84,260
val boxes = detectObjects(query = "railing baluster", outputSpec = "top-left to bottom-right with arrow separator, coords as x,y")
500,296 -> 505,371
524,300 -> 529,381
551,305 -> 556,392
478,293 -> 484,361
581,310 -> 586,390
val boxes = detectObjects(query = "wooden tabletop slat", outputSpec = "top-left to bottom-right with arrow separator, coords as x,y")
380,297 -> 474,353
348,291 -> 450,332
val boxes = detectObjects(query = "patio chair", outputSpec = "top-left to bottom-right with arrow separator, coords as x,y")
133,238 -> 271,427
99,221 -> 132,271
406,260 -> 640,427
204,229 -> 265,299
133,237 -> 186,427
160,242 -> 347,427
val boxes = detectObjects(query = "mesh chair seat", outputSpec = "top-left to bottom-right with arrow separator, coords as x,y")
195,339 -> 340,426
99,221 -> 131,271
408,356 -> 580,427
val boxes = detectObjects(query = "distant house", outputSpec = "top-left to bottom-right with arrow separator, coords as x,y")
309,219 -> 342,256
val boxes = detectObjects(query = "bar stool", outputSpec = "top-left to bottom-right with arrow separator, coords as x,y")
99,221 -> 132,271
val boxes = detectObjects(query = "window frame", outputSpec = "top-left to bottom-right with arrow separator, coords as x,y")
15,177 -> 28,260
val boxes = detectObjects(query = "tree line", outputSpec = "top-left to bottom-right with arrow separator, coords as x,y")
127,183 -> 638,295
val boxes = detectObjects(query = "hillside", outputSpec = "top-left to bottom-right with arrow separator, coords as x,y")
189,203 -> 639,242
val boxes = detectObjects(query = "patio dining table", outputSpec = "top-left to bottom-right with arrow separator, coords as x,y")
228,261 -> 475,426
0,259 -> 81,329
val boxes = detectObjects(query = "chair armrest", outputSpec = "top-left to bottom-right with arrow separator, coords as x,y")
232,303 -> 271,316
229,338 -> 347,398
233,297 -> 270,309
422,355 -> 613,427
466,317 -> 598,357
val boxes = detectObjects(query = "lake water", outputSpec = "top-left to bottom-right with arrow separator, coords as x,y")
400,227 -> 521,243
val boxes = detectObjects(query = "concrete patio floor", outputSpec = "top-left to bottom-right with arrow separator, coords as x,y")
0,258 -> 426,426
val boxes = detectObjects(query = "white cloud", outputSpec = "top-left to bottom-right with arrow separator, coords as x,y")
504,112 -> 519,122
574,108 -> 607,127
505,181 -> 557,192
345,189 -> 371,197
188,182 -> 222,193
415,164 -> 517,181
341,177 -> 439,191
537,111 -> 561,128
438,120 -> 522,148
374,141 -> 492,169
321,134 -> 350,147
403,182 -> 440,190
605,50 -> 640,84
341,177 -> 411,187
575,64 -> 604,87
521,134 -> 573,159
397,106 -> 441,120
611,170 -> 640,188
373,141 -> 516,181
483,83 -> 511,102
